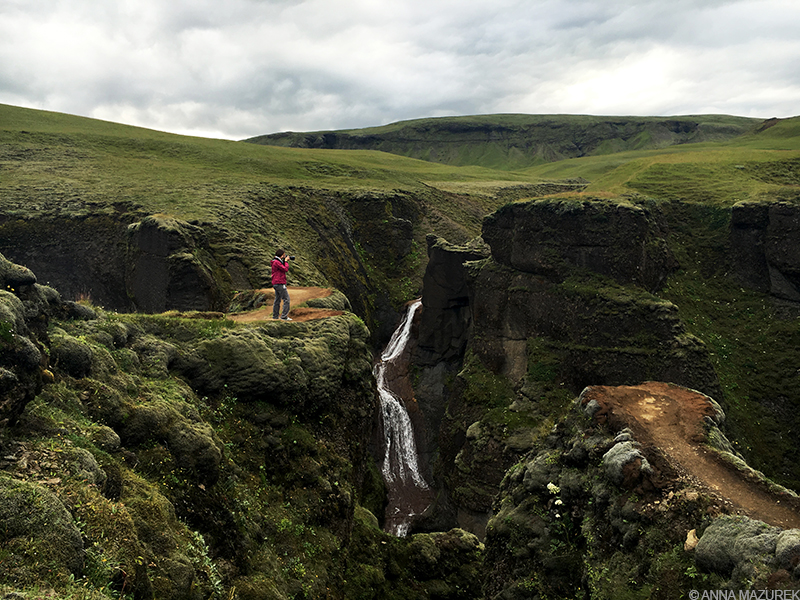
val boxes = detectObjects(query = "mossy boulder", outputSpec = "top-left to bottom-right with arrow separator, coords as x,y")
0,474 -> 84,583
0,290 -> 43,426
120,401 -> 223,486
0,253 -> 36,290
304,288 -> 352,311
695,516 -> 781,574
50,333 -> 94,378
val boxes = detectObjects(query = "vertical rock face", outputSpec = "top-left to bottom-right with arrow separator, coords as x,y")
469,197 -> 715,395
0,215 -> 131,309
731,201 -> 800,301
0,214 -> 233,313
415,235 -> 489,365
126,215 -> 231,312
482,198 -> 678,292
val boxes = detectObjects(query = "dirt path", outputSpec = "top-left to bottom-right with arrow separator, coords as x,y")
583,382 -> 800,529
229,287 -> 344,323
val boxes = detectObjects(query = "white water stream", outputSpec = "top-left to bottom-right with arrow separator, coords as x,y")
373,299 -> 432,536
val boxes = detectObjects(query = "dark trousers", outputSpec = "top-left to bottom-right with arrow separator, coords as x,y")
273,284 -> 290,319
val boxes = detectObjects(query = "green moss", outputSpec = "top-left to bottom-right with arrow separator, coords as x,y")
460,350 -> 515,409
0,475 -> 84,586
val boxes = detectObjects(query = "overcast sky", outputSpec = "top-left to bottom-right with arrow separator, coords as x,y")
1,0 -> 798,140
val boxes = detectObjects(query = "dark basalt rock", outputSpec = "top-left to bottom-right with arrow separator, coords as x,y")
126,215 -> 231,313
416,234 -> 489,365
731,201 -> 800,301
482,198 -> 678,292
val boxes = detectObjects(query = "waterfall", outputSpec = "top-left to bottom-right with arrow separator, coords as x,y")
373,299 -> 432,536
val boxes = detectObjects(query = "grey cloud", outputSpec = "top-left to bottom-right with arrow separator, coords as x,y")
0,0 -> 798,138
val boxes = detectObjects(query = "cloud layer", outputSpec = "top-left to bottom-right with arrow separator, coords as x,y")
1,0 -> 798,139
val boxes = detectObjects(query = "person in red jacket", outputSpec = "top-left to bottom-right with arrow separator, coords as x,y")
271,249 -> 292,320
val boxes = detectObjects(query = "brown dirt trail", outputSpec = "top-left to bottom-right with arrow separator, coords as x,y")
229,287 -> 344,323
583,382 -> 800,529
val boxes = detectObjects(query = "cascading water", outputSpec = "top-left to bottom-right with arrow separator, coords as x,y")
374,299 -> 433,536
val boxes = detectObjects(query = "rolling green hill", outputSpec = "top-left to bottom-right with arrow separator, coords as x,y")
245,113 -> 762,170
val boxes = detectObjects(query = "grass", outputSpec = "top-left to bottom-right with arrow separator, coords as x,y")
523,118 -> 800,205
0,103 -> 546,212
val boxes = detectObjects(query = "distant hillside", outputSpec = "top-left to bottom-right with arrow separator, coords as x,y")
245,114 -> 762,170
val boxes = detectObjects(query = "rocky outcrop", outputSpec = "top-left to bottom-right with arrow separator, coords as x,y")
0,475 -> 85,579
0,213 -> 233,314
0,255 -> 383,597
483,383 -> 800,597
0,252 -> 99,427
482,198 -> 678,292
412,197 -> 720,539
416,234 -> 489,365
126,214 -> 232,313
731,201 -> 800,301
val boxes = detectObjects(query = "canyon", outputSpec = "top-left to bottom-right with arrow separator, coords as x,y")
1,105 -> 800,598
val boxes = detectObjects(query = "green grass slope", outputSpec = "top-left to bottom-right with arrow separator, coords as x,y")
245,113 -> 761,170
523,116 -> 800,205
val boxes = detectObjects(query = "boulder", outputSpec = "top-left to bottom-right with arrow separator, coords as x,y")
602,440 -> 652,488
695,515 -> 781,576
0,253 -> 36,289
50,333 -> 94,378
0,475 -> 84,580
0,289 -> 43,427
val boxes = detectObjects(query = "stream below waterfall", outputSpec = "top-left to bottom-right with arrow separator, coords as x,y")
373,299 -> 434,536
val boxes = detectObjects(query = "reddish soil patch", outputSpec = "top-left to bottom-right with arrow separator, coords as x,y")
228,287 -> 343,323
582,382 -> 800,529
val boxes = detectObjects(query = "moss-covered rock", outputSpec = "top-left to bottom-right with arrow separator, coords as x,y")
0,474 -> 84,583
126,214 -> 233,313
50,333 -> 94,378
482,197 -> 678,292
0,254 -> 36,290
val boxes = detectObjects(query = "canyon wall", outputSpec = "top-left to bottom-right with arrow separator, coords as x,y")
414,197 -> 723,536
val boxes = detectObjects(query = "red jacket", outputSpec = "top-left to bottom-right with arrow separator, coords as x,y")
271,257 -> 288,285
